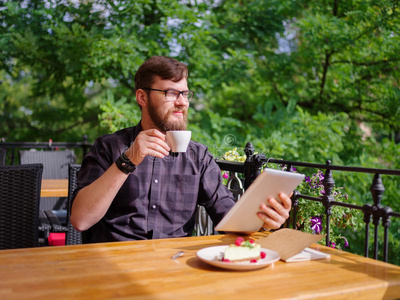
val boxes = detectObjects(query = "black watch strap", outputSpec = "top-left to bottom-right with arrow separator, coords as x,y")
115,152 -> 136,174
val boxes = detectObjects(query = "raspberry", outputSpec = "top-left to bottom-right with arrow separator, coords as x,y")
260,251 -> 266,259
222,258 -> 231,262
250,259 -> 258,263
235,237 -> 244,246
249,239 -> 255,244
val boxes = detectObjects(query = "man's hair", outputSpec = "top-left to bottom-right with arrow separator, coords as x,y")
134,56 -> 188,92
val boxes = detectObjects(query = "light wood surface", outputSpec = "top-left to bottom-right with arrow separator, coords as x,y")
0,233 -> 399,299
40,179 -> 68,197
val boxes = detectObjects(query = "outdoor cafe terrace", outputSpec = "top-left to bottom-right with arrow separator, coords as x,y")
0,139 -> 399,299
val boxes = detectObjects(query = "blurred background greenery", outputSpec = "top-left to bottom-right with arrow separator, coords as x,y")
0,0 -> 399,263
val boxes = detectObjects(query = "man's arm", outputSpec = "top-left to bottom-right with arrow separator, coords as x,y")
70,164 -> 129,231
71,129 -> 170,231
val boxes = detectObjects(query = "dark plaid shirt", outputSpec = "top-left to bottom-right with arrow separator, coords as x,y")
75,122 -> 235,242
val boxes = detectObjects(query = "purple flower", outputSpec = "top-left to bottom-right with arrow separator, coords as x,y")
320,189 -> 325,195
222,172 -> 229,179
311,217 -> 322,234
291,167 -> 297,172
342,237 -> 349,248
330,242 -> 336,248
305,176 -> 311,183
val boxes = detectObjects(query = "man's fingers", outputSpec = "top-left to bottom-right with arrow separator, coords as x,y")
267,198 -> 290,220
145,136 -> 170,152
144,129 -> 167,140
278,193 -> 292,210
257,212 -> 282,230
259,204 -> 286,224
136,145 -> 169,160
147,149 -> 168,159
129,130 -> 171,164
147,142 -> 170,156
140,130 -> 170,152
257,195 -> 292,230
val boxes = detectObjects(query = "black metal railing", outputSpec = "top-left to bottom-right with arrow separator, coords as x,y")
0,136 -> 92,165
229,142 -> 400,263
2,139 -> 399,262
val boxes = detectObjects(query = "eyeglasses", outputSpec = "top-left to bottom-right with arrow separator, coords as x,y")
143,88 -> 194,102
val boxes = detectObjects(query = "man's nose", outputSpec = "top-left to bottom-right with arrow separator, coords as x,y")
175,93 -> 188,106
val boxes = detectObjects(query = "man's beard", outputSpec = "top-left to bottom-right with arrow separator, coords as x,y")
147,97 -> 188,132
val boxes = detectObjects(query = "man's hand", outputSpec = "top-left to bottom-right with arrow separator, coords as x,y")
257,193 -> 292,230
125,129 -> 170,165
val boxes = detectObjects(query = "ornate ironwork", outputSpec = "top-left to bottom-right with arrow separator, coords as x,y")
321,161 -> 335,246
221,144 -> 400,263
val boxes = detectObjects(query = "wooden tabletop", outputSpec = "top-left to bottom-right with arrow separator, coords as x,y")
41,179 -> 68,197
0,233 -> 399,299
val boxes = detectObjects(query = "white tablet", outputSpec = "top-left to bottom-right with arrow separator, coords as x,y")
215,168 -> 305,233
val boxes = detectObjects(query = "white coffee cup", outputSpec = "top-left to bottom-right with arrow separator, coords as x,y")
166,131 -> 191,152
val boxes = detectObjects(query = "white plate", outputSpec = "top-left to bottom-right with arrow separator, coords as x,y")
196,246 -> 280,271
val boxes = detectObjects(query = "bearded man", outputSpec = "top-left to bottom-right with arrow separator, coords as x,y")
71,56 -> 291,242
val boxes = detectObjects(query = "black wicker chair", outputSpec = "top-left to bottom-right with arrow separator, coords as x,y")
0,164 -> 43,249
19,149 -> 76,216
66,164 -> 83,245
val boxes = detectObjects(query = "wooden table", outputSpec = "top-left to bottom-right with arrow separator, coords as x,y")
0,233 -> 399,299
40,179 -> 68,197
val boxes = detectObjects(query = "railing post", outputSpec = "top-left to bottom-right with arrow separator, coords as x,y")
11,148 -> 15,165
363,204 -> 373,258
381,206 -> 392,262
322,160 -> 335,247
290,190 -> 300,229
227,171 -> 244,202
370,173 -> 385,260
243,142 -> 265,190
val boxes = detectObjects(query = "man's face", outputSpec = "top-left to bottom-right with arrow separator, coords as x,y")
146,76 -> 189,132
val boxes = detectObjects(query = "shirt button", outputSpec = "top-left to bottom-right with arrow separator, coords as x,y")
152,205 -> 157,209
154,179 -> 158,183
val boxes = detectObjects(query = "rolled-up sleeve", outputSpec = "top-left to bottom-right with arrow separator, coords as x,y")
73,137 -> 115,198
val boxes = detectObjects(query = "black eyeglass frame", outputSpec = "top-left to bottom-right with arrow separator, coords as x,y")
143,88 -> 194,102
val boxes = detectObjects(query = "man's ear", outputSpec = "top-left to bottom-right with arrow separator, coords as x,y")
136,89 -> 147,107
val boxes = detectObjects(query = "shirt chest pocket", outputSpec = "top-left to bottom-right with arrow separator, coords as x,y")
166,174 -> 199,212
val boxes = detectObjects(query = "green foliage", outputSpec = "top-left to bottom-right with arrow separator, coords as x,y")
99,91 -> 141,133
1,0 -> 399,263
295,170 -> 362,250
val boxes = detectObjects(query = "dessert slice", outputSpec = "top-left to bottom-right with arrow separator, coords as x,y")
223,237 -> 265,262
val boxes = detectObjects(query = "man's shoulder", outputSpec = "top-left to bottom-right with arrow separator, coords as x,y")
96,125 -> 140,145
188,140 -> 208,152
187,140 -> 216,161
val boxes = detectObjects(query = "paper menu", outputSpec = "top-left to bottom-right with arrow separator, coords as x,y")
284,247 -> 330,262
256,228 -> 330,262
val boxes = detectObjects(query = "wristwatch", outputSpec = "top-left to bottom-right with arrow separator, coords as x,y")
115,151 -> 136,174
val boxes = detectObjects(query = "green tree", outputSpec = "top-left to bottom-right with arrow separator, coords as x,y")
1,0 -> 399,263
